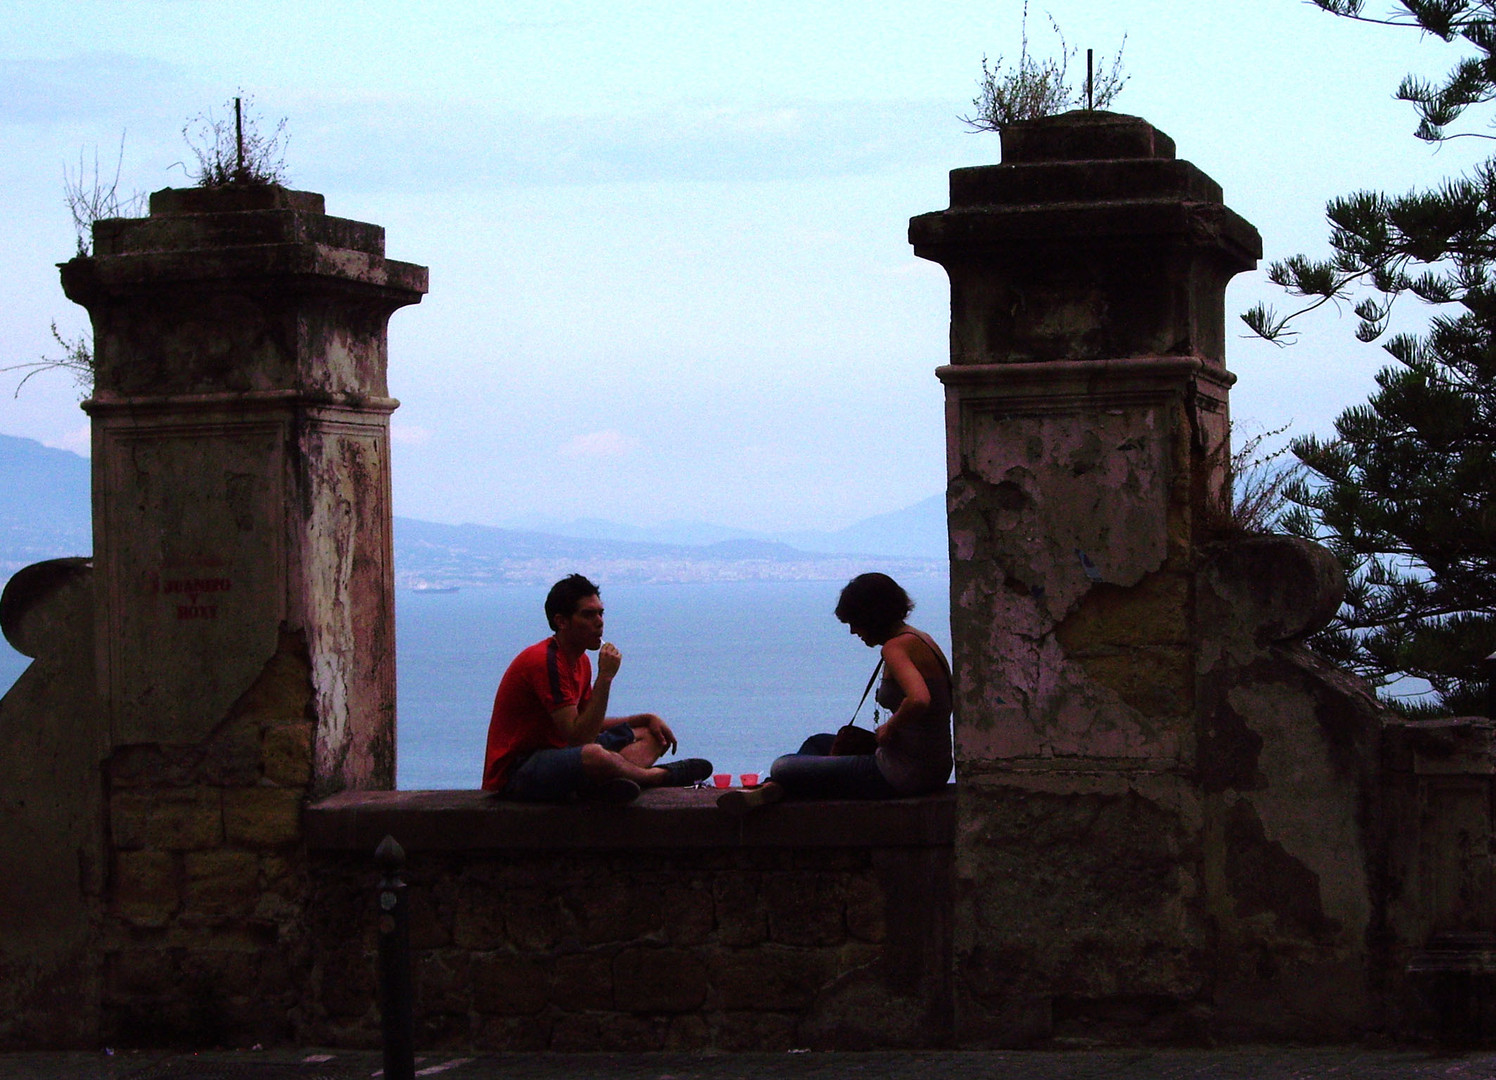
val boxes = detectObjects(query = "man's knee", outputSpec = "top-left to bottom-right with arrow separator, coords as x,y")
622,727 -> 664,765
579,741 -> 618,776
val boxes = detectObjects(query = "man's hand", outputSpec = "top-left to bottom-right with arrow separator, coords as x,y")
597,642 -> 621,679
629,712 -> 677,755
650,715 -> 677,755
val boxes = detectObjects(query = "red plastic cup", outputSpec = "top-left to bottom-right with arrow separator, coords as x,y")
740,773 -> 759,787
713,773 -> 731,788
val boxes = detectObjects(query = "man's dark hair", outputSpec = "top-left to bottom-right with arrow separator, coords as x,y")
545,573 -> 601,630
835,573 -> 914,639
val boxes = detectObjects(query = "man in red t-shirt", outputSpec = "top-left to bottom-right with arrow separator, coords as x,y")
482,574 -> 712,802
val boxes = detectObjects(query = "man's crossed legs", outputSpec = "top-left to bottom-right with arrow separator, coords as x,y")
504,723 -> 710,802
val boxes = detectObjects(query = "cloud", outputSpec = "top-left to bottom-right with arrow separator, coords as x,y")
390,421 -> 432,446
558,429 -> 639,459
43,425 -> 91,457
0,54 -> 192,125
293,96 -> 957,193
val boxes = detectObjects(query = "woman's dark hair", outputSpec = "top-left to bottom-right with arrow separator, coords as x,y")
835,573 -> 913,638
546,573 -> 601,629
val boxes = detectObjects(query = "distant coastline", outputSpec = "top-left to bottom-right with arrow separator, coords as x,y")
396,554 -> 946,591
1,433 -> 949,588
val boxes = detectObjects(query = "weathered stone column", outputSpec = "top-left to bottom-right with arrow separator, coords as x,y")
64,186 -> 426,795
910,113 -> 1261,1045
49,185 -> 425,1043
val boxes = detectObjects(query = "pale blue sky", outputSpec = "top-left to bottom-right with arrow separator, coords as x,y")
0,1 -> 1483,531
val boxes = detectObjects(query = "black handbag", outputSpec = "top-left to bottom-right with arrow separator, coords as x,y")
830,658 -> 883,756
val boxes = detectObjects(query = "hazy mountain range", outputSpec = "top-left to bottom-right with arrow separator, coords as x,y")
0,434 -> 946,586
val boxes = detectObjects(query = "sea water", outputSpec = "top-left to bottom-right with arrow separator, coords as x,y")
397,575 -> 951,788
0,575 -> 952,790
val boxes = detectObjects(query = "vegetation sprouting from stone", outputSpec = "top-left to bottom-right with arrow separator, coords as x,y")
1203,424 -> 1303,538
1,139 -> 137,394
63,136 -> 145,257
1,323 -> 93,399
960,2 -> 1127,132
1243,0 -> 1496,716
182,95 -> 289,187
6,96 -> 291,398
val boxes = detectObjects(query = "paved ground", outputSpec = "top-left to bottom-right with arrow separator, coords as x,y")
6,1048 -> 1496,1080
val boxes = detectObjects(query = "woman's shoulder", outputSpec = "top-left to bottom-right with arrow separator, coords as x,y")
886,627 -> 950,674
883,627 -> 936,658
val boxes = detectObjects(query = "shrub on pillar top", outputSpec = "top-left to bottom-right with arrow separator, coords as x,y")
4,95 -> 289,398
183,94 -> 289,188
959,2 -> 1128,131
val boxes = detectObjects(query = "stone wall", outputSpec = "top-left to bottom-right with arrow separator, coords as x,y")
101,628 -> 316,1044
7,116 -> 1496,1053
300,791 -> 955,1051
0,558 -> 102,1047
1384,718 -> 1496,1036
0,184 -> 425,1049
909,113 -> 1427,1046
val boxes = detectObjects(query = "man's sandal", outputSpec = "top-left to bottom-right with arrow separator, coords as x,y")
657,758 -> 714,787
716,780 -> 785,817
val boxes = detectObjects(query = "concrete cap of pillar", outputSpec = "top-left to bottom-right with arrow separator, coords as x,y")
90,185 -> 397,264
999,110 -> 1175,164
910,111 -> 1261,273
909,110 -> 1261,364
149,185 -> 326,216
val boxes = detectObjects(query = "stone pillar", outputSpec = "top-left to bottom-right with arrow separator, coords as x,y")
910,113 -> 1261,1045
63,186 -> 426,795
49,187 -> 423,1042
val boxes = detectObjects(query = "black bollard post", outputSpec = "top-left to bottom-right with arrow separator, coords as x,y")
1487,652 -> 1496,720
375,835 -> 414,1080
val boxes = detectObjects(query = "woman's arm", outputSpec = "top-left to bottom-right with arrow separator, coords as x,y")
876,635 -> 931,745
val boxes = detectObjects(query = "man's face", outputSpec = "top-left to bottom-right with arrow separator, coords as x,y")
555,594 -> 605,651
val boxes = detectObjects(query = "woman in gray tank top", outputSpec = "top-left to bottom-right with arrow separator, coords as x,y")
719,573 -> 953,813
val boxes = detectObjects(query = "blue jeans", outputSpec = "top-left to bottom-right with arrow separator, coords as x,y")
503,723 -> 636,801
769,733 -> 897,800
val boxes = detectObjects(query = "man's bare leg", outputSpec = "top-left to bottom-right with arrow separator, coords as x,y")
616,727 -> 701,787
579,742 -> 668,785
581,736 -> 710,789
619,728 -> 664,769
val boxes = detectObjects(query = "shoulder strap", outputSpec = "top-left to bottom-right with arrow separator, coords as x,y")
848,631 -> 953,727
848,658 -> 885,727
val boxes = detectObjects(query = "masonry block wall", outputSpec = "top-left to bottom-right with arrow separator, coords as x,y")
0,185 -> 426,1046
299,794 -> 955,1052
910,112 -> 1408,1045
7,118 -> 1495,1052
0,558 -> 101,1046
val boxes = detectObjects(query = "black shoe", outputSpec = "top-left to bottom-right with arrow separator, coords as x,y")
657,758 -> 713,787
583,777 -> 641,803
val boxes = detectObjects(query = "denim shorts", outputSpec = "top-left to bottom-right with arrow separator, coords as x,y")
502,723 -> 636,801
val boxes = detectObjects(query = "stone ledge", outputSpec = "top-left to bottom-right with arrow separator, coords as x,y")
305,785 -> 955,853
